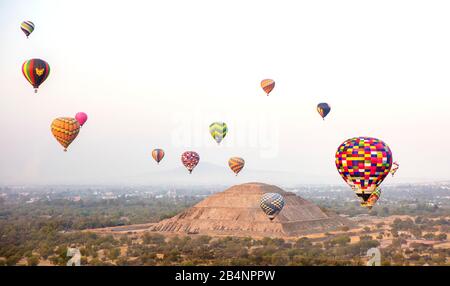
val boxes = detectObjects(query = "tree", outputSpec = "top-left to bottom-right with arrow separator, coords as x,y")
331,235 -> 351,247
6,255 -> 21,266
108,248 -> 120,261
295,237 -> 312,249
436,233 -> 447,241
27,255 -> 40,266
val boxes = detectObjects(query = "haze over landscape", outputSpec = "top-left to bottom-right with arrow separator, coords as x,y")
1,0 -> 450,186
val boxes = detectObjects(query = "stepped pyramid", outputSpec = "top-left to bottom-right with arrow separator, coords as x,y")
151,183 -> 353,238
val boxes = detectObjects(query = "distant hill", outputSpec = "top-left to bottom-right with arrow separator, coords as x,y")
126,162 -> 331,186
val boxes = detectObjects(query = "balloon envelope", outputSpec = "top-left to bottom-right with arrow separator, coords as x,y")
181,151 -> 200,174
260,193 -> 285,220
228,157 -> 245,175
51,117 -> 80,151
22,59 -> 50,93
152,149 -> 165,164
261,79 -> 275,96
209,122 -> 228,144
75,112 -> 88,126
335,137 -> 392,203
317,103 -> 331,119
21,21 -> 34,38
390,162 -> 399,176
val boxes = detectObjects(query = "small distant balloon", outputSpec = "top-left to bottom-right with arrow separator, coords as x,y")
209,122 -> 228,144
228,157 -> 245,176
22,58 -> 50,93
75,112 -> 88,127
51,117 -> 80,152
317,103 -> 331,120
390,162 -> 399,176
261,79 -> 275,96
152,149 -> 165,164
181,151 -> 200,174
21,21 -> 34,38
260,193 -> 285,220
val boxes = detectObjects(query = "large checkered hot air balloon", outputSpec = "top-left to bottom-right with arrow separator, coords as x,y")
260,193 -> 285,220
181,151 -> 200,174
335,137 -> 393,208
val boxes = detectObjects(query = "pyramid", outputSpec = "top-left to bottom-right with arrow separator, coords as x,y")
151,183 -> 353,238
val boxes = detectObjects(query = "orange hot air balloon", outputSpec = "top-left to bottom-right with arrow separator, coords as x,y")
228,157 -> 245,176
152,149 -> 165,164
50,117 -> 80,152
261,79 -> 275,96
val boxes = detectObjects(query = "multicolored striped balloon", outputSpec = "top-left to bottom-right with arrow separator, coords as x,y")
22,59 -> 50,93
335,137 -> 393,206
317,102 -> 331,120
21,21 -> 34,38
51,117 -> 80,152
209,122 -> 228,144
261,79 -> 275,96
181,151 -> 200,174
260,193 -> 285,220
152,149 -> 165,164
228,157 -> 245,176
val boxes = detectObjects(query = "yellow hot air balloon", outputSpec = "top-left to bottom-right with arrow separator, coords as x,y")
51,117 -> 80,152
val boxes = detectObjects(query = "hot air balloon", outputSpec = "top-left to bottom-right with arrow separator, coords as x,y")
181,151 -> 200,174
22,59 -> 50,93
152,149 -> 165,164
75,112 -> 88,127
335,137 -> 393,208
21,21 -> 34,38
228,157 -> 245,176
261,79 -> 275,96
260,193 -> 285,220
51,117 -> 80,152
317,103 -> 331,120
390,162 -> 399,176
209,122 -> 228,144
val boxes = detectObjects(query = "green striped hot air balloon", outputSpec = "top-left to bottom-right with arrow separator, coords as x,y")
209,122 -> 228,144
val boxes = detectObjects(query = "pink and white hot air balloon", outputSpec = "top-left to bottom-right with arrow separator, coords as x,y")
181,151 -> 200,174
75,112 -> 88,127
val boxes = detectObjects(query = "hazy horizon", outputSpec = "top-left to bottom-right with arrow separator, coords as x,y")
1,1 -> 450,186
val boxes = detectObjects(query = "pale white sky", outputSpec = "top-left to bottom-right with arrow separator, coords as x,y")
0,0 -> 449,185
